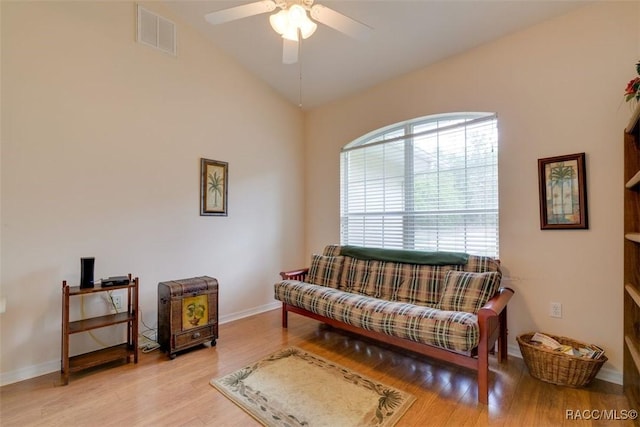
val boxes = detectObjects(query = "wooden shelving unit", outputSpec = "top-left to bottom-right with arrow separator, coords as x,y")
625,233 -> 640,244
61,277 -> 139,385
624,102 -> 640,409
626,171 -> 640,189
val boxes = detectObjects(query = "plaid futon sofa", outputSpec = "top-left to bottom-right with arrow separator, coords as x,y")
274,244 -> 514,404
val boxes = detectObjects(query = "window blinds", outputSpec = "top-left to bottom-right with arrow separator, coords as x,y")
340,113 -> 499,257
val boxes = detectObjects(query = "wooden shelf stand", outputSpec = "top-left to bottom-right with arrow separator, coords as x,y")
626,170 -> 640,189
61,276 -> 139,385
625,335 -> 640,375
623,102 -> 640,409
625,233 -> 640,244
626,283 -> 640,308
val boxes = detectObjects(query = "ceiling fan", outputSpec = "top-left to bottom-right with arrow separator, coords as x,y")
204,0 -> 373,64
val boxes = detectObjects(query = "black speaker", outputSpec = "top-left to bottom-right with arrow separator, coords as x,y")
80,257 -> 95,288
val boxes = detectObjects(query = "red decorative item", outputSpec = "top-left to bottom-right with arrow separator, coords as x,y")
625,60 -> 640,102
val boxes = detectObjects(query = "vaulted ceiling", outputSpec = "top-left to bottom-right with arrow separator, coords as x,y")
165,1 -> 590,109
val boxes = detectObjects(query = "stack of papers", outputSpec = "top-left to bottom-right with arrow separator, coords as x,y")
530,332 -> 605,359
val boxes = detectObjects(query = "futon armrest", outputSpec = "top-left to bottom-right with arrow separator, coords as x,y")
279,268 -> 309,281
478,287 -> 514,319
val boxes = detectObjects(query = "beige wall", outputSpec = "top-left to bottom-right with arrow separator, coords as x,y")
304,2 -> 640,382
0,1 -> 304,383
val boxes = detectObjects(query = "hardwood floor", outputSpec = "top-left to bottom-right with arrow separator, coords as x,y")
1,308 -> 636,426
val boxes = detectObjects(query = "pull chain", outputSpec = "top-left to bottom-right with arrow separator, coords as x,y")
298,38 -> 303,108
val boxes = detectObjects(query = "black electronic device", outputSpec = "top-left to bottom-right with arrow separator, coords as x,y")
101,276 -> 130,287
80,257 -> 95,288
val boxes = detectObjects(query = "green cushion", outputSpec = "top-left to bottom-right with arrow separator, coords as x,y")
437,271 -> 500,314
340,245 -> 469,265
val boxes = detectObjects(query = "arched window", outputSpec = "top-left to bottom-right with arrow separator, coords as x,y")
340,112 -> 499,257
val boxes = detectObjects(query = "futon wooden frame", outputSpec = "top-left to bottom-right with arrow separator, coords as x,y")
279,268 -> 514,404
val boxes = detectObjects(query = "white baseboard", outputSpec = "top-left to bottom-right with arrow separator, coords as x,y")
0,359 -> 60,387
507,343 -> 622,385
219,301 -> 281,324
0,301 -> 283,386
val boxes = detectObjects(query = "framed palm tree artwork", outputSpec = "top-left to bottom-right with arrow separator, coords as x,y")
538,152 -> 588,229
200,158 -> 228,216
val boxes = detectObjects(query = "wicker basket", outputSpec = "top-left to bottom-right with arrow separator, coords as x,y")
517,332 -> 607,388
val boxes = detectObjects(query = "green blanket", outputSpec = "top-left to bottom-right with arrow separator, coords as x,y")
339,245 -> 469,265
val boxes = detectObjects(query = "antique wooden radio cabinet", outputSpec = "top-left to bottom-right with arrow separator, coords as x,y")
158,276 -> 218,359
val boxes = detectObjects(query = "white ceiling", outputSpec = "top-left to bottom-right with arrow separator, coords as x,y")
164,0 -> 590,110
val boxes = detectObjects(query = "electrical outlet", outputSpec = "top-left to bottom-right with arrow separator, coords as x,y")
112,295 -> 122,311
550,302 -> 562,318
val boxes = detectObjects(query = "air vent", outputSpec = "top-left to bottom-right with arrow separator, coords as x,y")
137,5 -> 176,56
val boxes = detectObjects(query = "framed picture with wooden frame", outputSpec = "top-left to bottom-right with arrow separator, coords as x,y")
538,152 -> 588,230
200,158 -> 228,216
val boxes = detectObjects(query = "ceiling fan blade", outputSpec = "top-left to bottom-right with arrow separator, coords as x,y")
310,4 -> 372,41
282,38 -> 298,64
205,0 -> 276,25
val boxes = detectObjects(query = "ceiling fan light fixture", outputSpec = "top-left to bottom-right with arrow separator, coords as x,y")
299,16 -> 317,39
282,25 -> 299,41
269,9 -> 289,35
287,4 -> 306,27
271,3 -> 316,40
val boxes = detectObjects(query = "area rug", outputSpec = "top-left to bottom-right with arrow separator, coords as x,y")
210,347 -> 416,427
